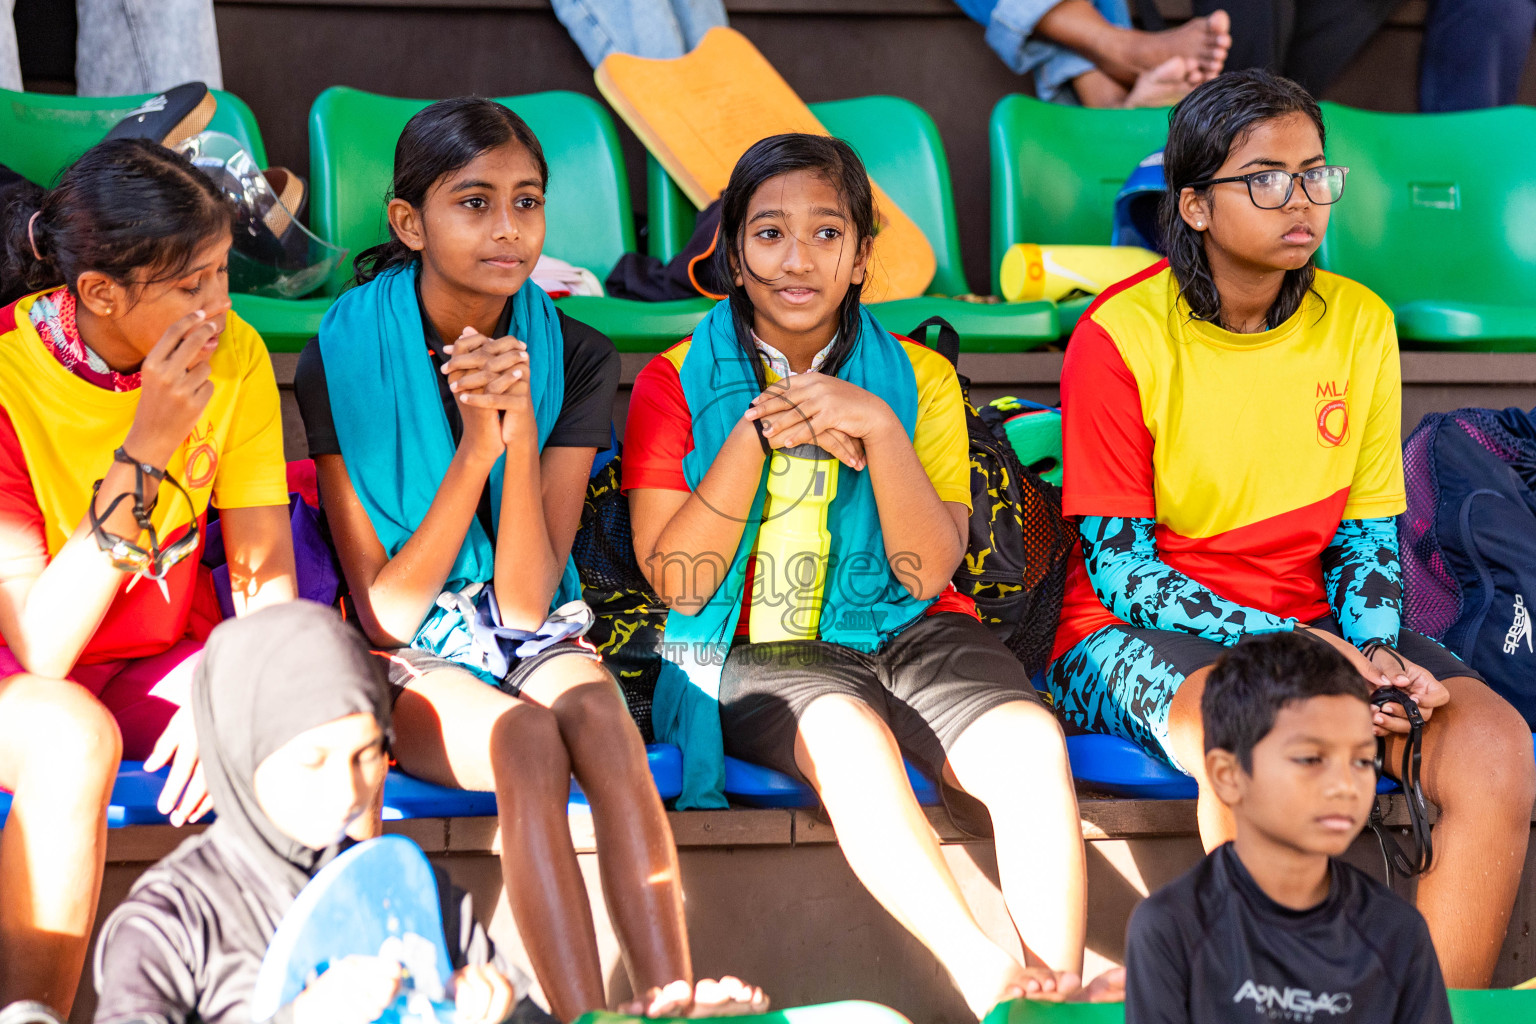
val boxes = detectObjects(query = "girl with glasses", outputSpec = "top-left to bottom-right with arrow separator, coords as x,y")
0,139 -> 296,1014
1048,68 -> 1533,988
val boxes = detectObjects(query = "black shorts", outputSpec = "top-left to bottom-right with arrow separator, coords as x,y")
374,641 -> 602,702
718,612 -> 1043,794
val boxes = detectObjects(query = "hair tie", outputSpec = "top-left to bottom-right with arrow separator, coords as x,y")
26,211 -> 42,260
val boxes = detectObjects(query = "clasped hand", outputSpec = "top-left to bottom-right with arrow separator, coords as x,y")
743,372 -> 896,471
440,328 -> 534,459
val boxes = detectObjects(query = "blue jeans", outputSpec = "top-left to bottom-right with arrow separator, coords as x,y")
1,0 -> 223,95
551,0 -> 728,68
963,0 -> 1133,105
1419,0 -> 1536,111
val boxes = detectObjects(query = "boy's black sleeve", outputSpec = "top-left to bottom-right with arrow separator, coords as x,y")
1124,896 -> 1192,1024
1393,916 -> 1453,1024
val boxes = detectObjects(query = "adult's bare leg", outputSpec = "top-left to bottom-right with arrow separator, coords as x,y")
1034,1 -> 1230,86
794,694 -> 1044,1019
517,656 -> 693,1003
1164,665 -> 1235,850
1381,674 -> 1535,987
390,667 -> 604,1019
944,700 -> 1086,976
0,673 -> 122,1014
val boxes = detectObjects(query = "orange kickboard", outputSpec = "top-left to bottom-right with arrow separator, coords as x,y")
595,27 -> 936,302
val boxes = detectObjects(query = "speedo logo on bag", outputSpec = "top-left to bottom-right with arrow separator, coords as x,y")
1232,980 -> 1353,1019
1504,593 -> 1533,655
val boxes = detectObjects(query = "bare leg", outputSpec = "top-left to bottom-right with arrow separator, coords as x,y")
794,694 -> 1044,1019
517,656 -> 692,1002
1070,69 -> 1129,108
390,667 -> 604,1020
943,700 -> 1086,976
1382,675 -> 1535,987
0,674 -> 122,1014
1035,1 -> 1231,86
1164,665 -> 1234,850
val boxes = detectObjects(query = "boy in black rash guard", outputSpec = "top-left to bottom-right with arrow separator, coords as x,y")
1125,633 -> 1452,1024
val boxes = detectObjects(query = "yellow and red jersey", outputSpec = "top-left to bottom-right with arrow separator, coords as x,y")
1053,261 -> 1406,660
623,333 -> 979,625
0,290 -> 288,665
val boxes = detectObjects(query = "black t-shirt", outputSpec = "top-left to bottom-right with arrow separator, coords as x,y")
1125,843 -> 1452,1024
295,292 -> 619,459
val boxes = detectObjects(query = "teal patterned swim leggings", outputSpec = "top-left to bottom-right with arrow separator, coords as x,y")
1046,617 -> 1478,773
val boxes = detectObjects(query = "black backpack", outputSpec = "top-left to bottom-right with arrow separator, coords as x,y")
1401,406 -> 1536,726
905,317 -> 1075,675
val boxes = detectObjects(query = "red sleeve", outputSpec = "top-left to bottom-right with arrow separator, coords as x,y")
0,405 -> 48,583
1060,319 -> 1156,519
620,351 -> 693,493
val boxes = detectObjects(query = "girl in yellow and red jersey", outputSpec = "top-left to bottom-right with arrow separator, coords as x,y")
1048,69 -> 1533,988
0,140 -> 295,1014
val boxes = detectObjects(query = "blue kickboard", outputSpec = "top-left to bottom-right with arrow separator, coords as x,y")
722,756 -> 941,809
0,761 -> 174,830
251,835 -> 455,1023
381,743 -> 684,820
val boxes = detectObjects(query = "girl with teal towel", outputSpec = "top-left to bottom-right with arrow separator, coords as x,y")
293,98 -> 764,1021
624,134 -> 1109,1019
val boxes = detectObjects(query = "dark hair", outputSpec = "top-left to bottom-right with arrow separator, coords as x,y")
1,138 -> 233,307
1160,69 -> 1325,330
1203,632 -> 1371,772
353,97 -> 549,285
712,133 -> 876,388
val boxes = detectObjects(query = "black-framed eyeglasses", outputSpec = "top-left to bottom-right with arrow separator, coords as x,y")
1186,165 -> 1350,209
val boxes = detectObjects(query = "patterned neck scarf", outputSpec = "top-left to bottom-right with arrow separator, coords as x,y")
29,289 -> 142,392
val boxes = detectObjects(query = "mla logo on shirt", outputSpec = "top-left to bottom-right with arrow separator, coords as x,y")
183,422 -> 219,489
1232,980 -> 1354,1020
1315,380 -> 1350,447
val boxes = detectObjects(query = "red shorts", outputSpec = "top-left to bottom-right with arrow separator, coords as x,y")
0,639 -> 202,760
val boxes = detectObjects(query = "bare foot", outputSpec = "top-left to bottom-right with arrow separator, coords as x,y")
1107,10 -> 1230,87
954,948 -> 1064,1020
1068,968 -> 1126,1003
1123,56 -> 1202,108
617,978 -> 770,1018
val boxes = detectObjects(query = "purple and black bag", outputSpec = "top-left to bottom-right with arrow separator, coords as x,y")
1402,407 -> 1536,726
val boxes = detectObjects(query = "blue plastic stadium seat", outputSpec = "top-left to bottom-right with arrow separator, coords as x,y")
381,743 -> 684,820
723,755 -> 941,809
0,761 -> 173,829
1064,733 -> 1445,799
1065,734 -> 1198,800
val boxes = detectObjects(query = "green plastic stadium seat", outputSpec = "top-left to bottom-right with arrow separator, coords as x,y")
979,991 -> 1536,1023
647,95 -> 1058,352
1447,989 -> 1536,1022
308,86 -> 696,352
1314,103 -> 1536,351
0,87 -> 335,352
980,1000 -> 1123,1023
575,1002 -> 913,1024
988,95 -> 1170,335
0,87 -> 267,187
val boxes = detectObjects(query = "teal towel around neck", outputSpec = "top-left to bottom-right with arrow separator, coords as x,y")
318,263 -> 579,671
653,299 -> 929,809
